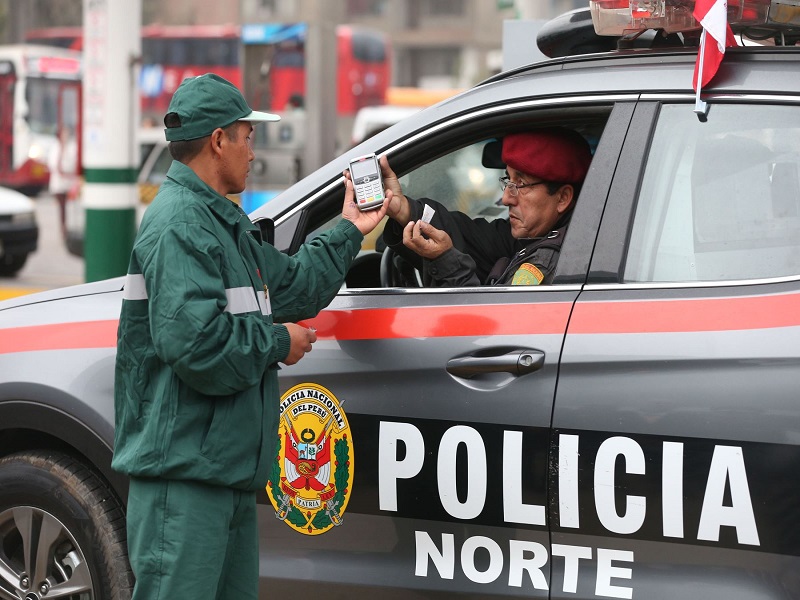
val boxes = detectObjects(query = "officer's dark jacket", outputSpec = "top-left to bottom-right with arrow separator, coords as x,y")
383,197 -> 570,286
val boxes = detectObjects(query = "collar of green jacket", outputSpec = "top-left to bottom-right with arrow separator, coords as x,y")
165,160 -> 258,240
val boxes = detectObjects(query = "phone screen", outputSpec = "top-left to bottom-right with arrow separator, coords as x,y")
351,158 -> 378,181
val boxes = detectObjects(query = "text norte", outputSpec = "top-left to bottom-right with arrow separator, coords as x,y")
376,422 -> 760,592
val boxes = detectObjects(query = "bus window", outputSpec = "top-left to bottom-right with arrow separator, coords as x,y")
26,78 -> 60,135
352,30 -> 387,63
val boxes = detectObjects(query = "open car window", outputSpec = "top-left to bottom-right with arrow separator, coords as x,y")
398,141 -> 506,222
299,105 -> 613,289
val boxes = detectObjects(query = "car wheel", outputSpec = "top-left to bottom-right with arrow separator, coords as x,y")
0,253 -> 28,276
0,451 -> 133,599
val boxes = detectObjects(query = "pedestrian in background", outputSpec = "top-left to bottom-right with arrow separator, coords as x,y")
111,73 -> 387,600
48,124 -> 79,236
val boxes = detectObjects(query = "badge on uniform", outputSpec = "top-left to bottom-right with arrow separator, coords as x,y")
511,263 -> 545,285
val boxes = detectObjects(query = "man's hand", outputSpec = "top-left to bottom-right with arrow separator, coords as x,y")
344,156 -> 411,226
282,323 -> 317,365
402,220 -> 453,260
341,177 -> 389,236
378,155 -> 409,222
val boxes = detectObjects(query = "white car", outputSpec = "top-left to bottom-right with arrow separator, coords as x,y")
350,104 -> 423,146
0,186 -> 38,276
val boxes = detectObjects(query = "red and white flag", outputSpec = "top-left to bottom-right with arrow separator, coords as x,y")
692,0 -> 738,91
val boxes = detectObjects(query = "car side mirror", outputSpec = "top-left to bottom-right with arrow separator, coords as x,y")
252,216 -> 275,246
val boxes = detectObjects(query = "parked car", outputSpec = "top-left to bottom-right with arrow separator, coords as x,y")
350,104 -> 423,146
2,3 -> 800,598
0,186 -> 38,276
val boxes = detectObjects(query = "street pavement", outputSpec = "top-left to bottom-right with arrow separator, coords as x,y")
0,194 -> 84,300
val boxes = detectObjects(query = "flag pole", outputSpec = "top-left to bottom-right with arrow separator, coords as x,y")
694,29 -> 710,120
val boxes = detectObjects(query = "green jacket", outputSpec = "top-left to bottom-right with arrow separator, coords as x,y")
112,161 -> 362,491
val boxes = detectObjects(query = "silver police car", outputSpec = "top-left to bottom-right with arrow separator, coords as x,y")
1,2 -> 800,598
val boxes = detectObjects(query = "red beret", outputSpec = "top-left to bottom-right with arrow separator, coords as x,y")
502,128 -> 592,184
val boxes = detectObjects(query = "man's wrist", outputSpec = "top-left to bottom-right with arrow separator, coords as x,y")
390,195 -> 411,224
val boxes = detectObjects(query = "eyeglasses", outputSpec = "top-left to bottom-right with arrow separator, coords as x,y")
499,176 -> 548,197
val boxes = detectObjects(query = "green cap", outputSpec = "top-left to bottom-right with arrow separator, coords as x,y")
164,73 -> 280,142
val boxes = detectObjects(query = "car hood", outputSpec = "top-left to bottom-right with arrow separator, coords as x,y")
0,186 -> 36,215
0,277 -> 125,311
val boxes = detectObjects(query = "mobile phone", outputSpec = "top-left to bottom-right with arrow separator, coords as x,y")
348,153 -> 385,211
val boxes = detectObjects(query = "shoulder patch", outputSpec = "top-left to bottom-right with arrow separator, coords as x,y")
512,263 -> 545,286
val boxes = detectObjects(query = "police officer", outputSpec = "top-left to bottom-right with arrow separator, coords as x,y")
112,74 -> 387,600
381,127 -> 592,286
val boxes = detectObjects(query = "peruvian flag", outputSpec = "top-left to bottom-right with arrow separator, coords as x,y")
692,0 -> 738,91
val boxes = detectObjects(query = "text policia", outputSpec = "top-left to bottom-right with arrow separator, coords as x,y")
377,422 -> 760,596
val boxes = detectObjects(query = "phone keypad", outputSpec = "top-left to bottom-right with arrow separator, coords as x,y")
355,176 -> 384,206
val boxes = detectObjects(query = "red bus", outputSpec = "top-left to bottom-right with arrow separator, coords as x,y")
27,25 -> 241,123
138,24 -> 241,122
261,24 -> 390,116
28,24 -> 390,120
0,45 -> 81,195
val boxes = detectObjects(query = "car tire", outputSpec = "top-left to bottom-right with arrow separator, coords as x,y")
0,253 -> 28,276
0,451 -> 134,599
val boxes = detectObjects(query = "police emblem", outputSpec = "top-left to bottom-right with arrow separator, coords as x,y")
268,383 -> 353,535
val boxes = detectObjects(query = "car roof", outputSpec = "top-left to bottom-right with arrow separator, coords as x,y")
253,45 -> 800,224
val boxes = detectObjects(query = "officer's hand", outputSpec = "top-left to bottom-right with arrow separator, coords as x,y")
282,323 -> 317,366
341,177 -> 388,236
343,157 -> 409,225
402,220 -> 453,260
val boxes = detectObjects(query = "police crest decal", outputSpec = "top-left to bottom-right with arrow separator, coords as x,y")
268,383 -> 354,535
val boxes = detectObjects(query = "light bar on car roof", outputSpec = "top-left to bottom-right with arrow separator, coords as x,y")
589,0 -> 800,36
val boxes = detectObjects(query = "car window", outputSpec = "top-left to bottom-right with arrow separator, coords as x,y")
296,105 -> 613,289
625,103 -> 800,283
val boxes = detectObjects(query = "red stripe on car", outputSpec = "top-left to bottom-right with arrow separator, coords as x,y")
2,293 -> 798,354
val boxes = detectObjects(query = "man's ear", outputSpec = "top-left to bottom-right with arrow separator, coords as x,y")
556,184 -> 574,214
210,128 -> 225,156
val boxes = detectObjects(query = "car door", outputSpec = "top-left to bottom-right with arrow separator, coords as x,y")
254,99 -> 634,598
554,99 -> 800,600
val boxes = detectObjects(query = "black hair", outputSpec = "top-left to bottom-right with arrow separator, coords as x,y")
546,181 -> 583,198
167,122 -> 240,163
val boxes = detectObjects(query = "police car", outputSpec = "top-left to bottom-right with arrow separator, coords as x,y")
1,2 -> 800,598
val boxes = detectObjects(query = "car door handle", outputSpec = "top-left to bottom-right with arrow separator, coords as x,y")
446,349 -> 545,378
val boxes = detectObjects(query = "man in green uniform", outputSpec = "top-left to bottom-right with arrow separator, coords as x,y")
112,74 -> 387,600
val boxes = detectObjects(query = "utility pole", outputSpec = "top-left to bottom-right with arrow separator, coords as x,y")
82,0 -> 141,281
301,0 -> 341,176
7,1 -> 31,44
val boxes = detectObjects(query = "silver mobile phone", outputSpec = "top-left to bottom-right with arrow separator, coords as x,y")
348,153 -> 385,211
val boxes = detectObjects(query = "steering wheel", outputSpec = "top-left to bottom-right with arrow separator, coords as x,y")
380,247 -> 422,288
